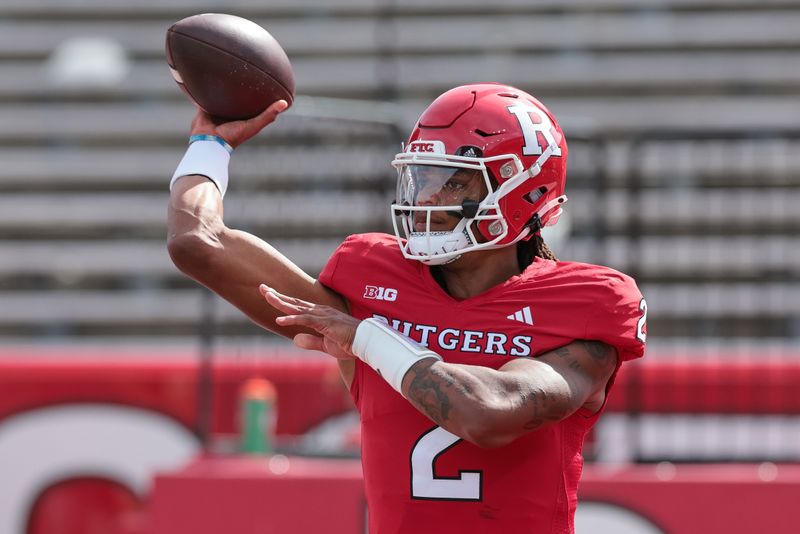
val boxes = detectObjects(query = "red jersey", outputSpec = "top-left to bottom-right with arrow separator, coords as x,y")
319,233 -> 646,534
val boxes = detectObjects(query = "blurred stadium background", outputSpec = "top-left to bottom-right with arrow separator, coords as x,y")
0,0 -> 799,532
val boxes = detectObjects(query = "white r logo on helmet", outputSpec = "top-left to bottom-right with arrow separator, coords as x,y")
507,105 -> 563,157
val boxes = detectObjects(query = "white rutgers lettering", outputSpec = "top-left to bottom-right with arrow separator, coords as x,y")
461,330 -> 484,353
507,104 -> 563,157
371,314 -> 390,325
438,328 -> 460,350
485,332 -> 508,355
415,324 -> 437,347
369,314 -> 533,357
391,319 -> 413,337
510,336 -> 532,357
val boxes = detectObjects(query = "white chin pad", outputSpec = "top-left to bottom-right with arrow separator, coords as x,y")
405,216 -> 473,264
408,230 -> 469,258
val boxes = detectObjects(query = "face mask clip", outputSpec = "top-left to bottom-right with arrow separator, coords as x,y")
461,199 -> 480,219
524,213 -> 543,234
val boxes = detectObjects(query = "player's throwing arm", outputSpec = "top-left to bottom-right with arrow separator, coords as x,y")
165,15 -> 349,360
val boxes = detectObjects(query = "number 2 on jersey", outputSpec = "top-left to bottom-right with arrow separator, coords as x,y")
636,298 -> 648,343
410,426 -> 481,501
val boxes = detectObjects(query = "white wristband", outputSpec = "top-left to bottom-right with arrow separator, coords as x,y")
352,318 -> 443,395
170,139 -> 231,196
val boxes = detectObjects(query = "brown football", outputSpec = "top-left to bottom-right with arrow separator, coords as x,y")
165,13 -> 295,120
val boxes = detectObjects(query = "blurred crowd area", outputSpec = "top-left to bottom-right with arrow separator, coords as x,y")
0,0 -> 798,463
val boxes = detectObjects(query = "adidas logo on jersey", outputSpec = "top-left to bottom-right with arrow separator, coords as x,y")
507,306 -> 534,325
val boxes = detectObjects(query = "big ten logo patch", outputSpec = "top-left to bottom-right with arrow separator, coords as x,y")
363,285 -> 398,302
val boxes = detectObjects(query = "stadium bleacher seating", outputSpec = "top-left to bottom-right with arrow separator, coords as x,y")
0,0 -> 797,354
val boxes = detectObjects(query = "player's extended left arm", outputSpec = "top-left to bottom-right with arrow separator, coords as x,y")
261,289 -> 618,449
398,339 -> 617,448
347,317 -> 618,448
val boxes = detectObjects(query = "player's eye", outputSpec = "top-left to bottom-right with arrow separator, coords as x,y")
443,179 -> 466,191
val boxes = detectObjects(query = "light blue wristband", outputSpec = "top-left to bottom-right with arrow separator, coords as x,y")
189,134 -> 234,154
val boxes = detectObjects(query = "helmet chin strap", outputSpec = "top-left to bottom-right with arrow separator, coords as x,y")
536,195 -> 568,226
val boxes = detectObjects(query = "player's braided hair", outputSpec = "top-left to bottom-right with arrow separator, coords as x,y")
517,233 -> 558,269
484,172 -> 559,268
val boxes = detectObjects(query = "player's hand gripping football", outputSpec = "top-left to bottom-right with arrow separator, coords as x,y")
189,99 -> 288,149
259,284 -> 359,361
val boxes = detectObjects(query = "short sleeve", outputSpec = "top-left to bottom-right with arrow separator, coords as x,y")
584,272 -> 647,362
319,235 -> 357,292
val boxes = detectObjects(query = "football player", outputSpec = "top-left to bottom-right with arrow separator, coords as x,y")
168,83 -> 647,533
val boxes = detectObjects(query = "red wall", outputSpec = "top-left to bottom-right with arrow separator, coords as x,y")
0,350 -> 798,534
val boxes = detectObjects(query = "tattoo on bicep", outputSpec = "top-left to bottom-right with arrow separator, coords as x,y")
553,346 -> 571,358
580,341 -> 618,381
581,340 -> 612,363
553,345 -> 590,376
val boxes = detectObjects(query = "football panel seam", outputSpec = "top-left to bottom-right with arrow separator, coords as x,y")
167,29 -> 294,104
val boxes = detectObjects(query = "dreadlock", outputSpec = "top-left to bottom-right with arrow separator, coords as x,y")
485,171 -> 558,269
517,233 -> 558,270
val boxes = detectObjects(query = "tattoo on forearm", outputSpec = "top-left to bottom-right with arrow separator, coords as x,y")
515,380 -> 570,431
520,385 -> 544,431
405,359 -> 456,426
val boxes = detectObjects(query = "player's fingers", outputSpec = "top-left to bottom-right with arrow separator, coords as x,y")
272,290 -> 312,308
275,313 -> 322,331
269,99 -> 289,114
265,293 -> 307,315
259,284 -> 311,313
293,333 -> 326,352
260,284 -> 314,311
249,100 -> 288,128
260,286 -> 293,312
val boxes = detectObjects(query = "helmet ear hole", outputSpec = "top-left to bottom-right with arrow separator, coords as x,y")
524,187 -> 547,205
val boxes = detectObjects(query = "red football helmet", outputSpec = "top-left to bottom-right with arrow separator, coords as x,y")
391,83 -> 568,265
